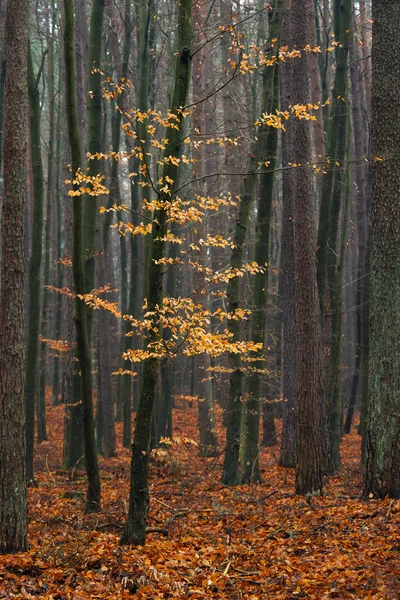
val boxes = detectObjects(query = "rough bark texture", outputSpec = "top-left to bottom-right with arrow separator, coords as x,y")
291,0 -> 323,495
364,0 -> 400,498
279,0 -> 296,468
0,0 -> 29,554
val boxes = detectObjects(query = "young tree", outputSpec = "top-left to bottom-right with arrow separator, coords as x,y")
0,0 -> 29,553
364,0 -> 400,498
120,0 -> 193,545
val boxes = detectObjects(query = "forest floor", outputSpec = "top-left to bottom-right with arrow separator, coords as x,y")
1,393 -> 399,599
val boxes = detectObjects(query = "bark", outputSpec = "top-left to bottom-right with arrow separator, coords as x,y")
316,0 -> 351,318
52,96 -> 64,407
344,8 -> 368,434
242,1 -> 282,483
84,0 -> 105,338
25,44 -> 46,481
192,0 -> 218,459
38,10 -> 56,437
0,0 -> 29,554
364,0 -> 400,498
222,164 -> 256,485
291,0 -> 323,495
279,0 -> 296,468
64,0 -> 101,512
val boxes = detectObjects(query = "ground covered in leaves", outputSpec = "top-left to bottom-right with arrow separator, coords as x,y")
1,395 -> 400,599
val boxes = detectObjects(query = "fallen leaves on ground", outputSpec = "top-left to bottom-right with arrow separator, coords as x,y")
1,393 -> 399,599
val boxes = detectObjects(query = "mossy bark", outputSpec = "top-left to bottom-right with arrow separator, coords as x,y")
242,5 -> 282,482
316,0 -> 351,318
38,8 -> 57,438
64,0 -> 101,512
25,44 -> 46,482
364,0 -> 400,498
222,168 -> 255,485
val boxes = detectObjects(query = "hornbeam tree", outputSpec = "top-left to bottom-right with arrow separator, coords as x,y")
120,0 -> 194,546
63,0 -> 101,513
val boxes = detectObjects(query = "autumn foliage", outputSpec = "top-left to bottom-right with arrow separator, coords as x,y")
0,391 -> 399,598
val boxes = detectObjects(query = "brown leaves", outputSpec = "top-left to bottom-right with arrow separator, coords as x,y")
1,400 -> 399,598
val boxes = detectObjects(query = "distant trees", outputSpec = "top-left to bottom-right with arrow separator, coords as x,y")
0,0 -> 29,553
0,0 -> 390,556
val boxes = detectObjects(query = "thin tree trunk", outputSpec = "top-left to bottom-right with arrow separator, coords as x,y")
279,0 -> 296,468
120,0 -> 193,545
64,0 -> 101,512
242,2 -> 282,483
25,44 -> 46,481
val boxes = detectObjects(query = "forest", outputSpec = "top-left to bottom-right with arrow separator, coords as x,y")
0,0 -> 399,597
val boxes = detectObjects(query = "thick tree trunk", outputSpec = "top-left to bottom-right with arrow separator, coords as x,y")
364,0 -> 400,498
0,0 -> 29,554
290,0 -> 323,495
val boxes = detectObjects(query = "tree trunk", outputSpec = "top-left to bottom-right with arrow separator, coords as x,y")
38,11 -> 56,439
63,0 -> 101,512
25,44 -> 46,482
344,8 -> 368,434
120,0 -> 193,545
0,0 -> 29,554
290,0 -> 323,495
279,0 -> 296,468
242,2 -> 282,483
364,0 -> 400,498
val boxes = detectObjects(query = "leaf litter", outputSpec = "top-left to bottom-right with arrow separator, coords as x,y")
0,393 -> 399,599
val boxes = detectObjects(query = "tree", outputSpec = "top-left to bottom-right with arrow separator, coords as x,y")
364,0 -> 400,498
242,0 -> 282,484
290,0 -> 323,495
0,0 -> 29,553
120,0 -> 193,545
63,0 -> 101,513
279,0 -> 296,469
25,44 -> 46,481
